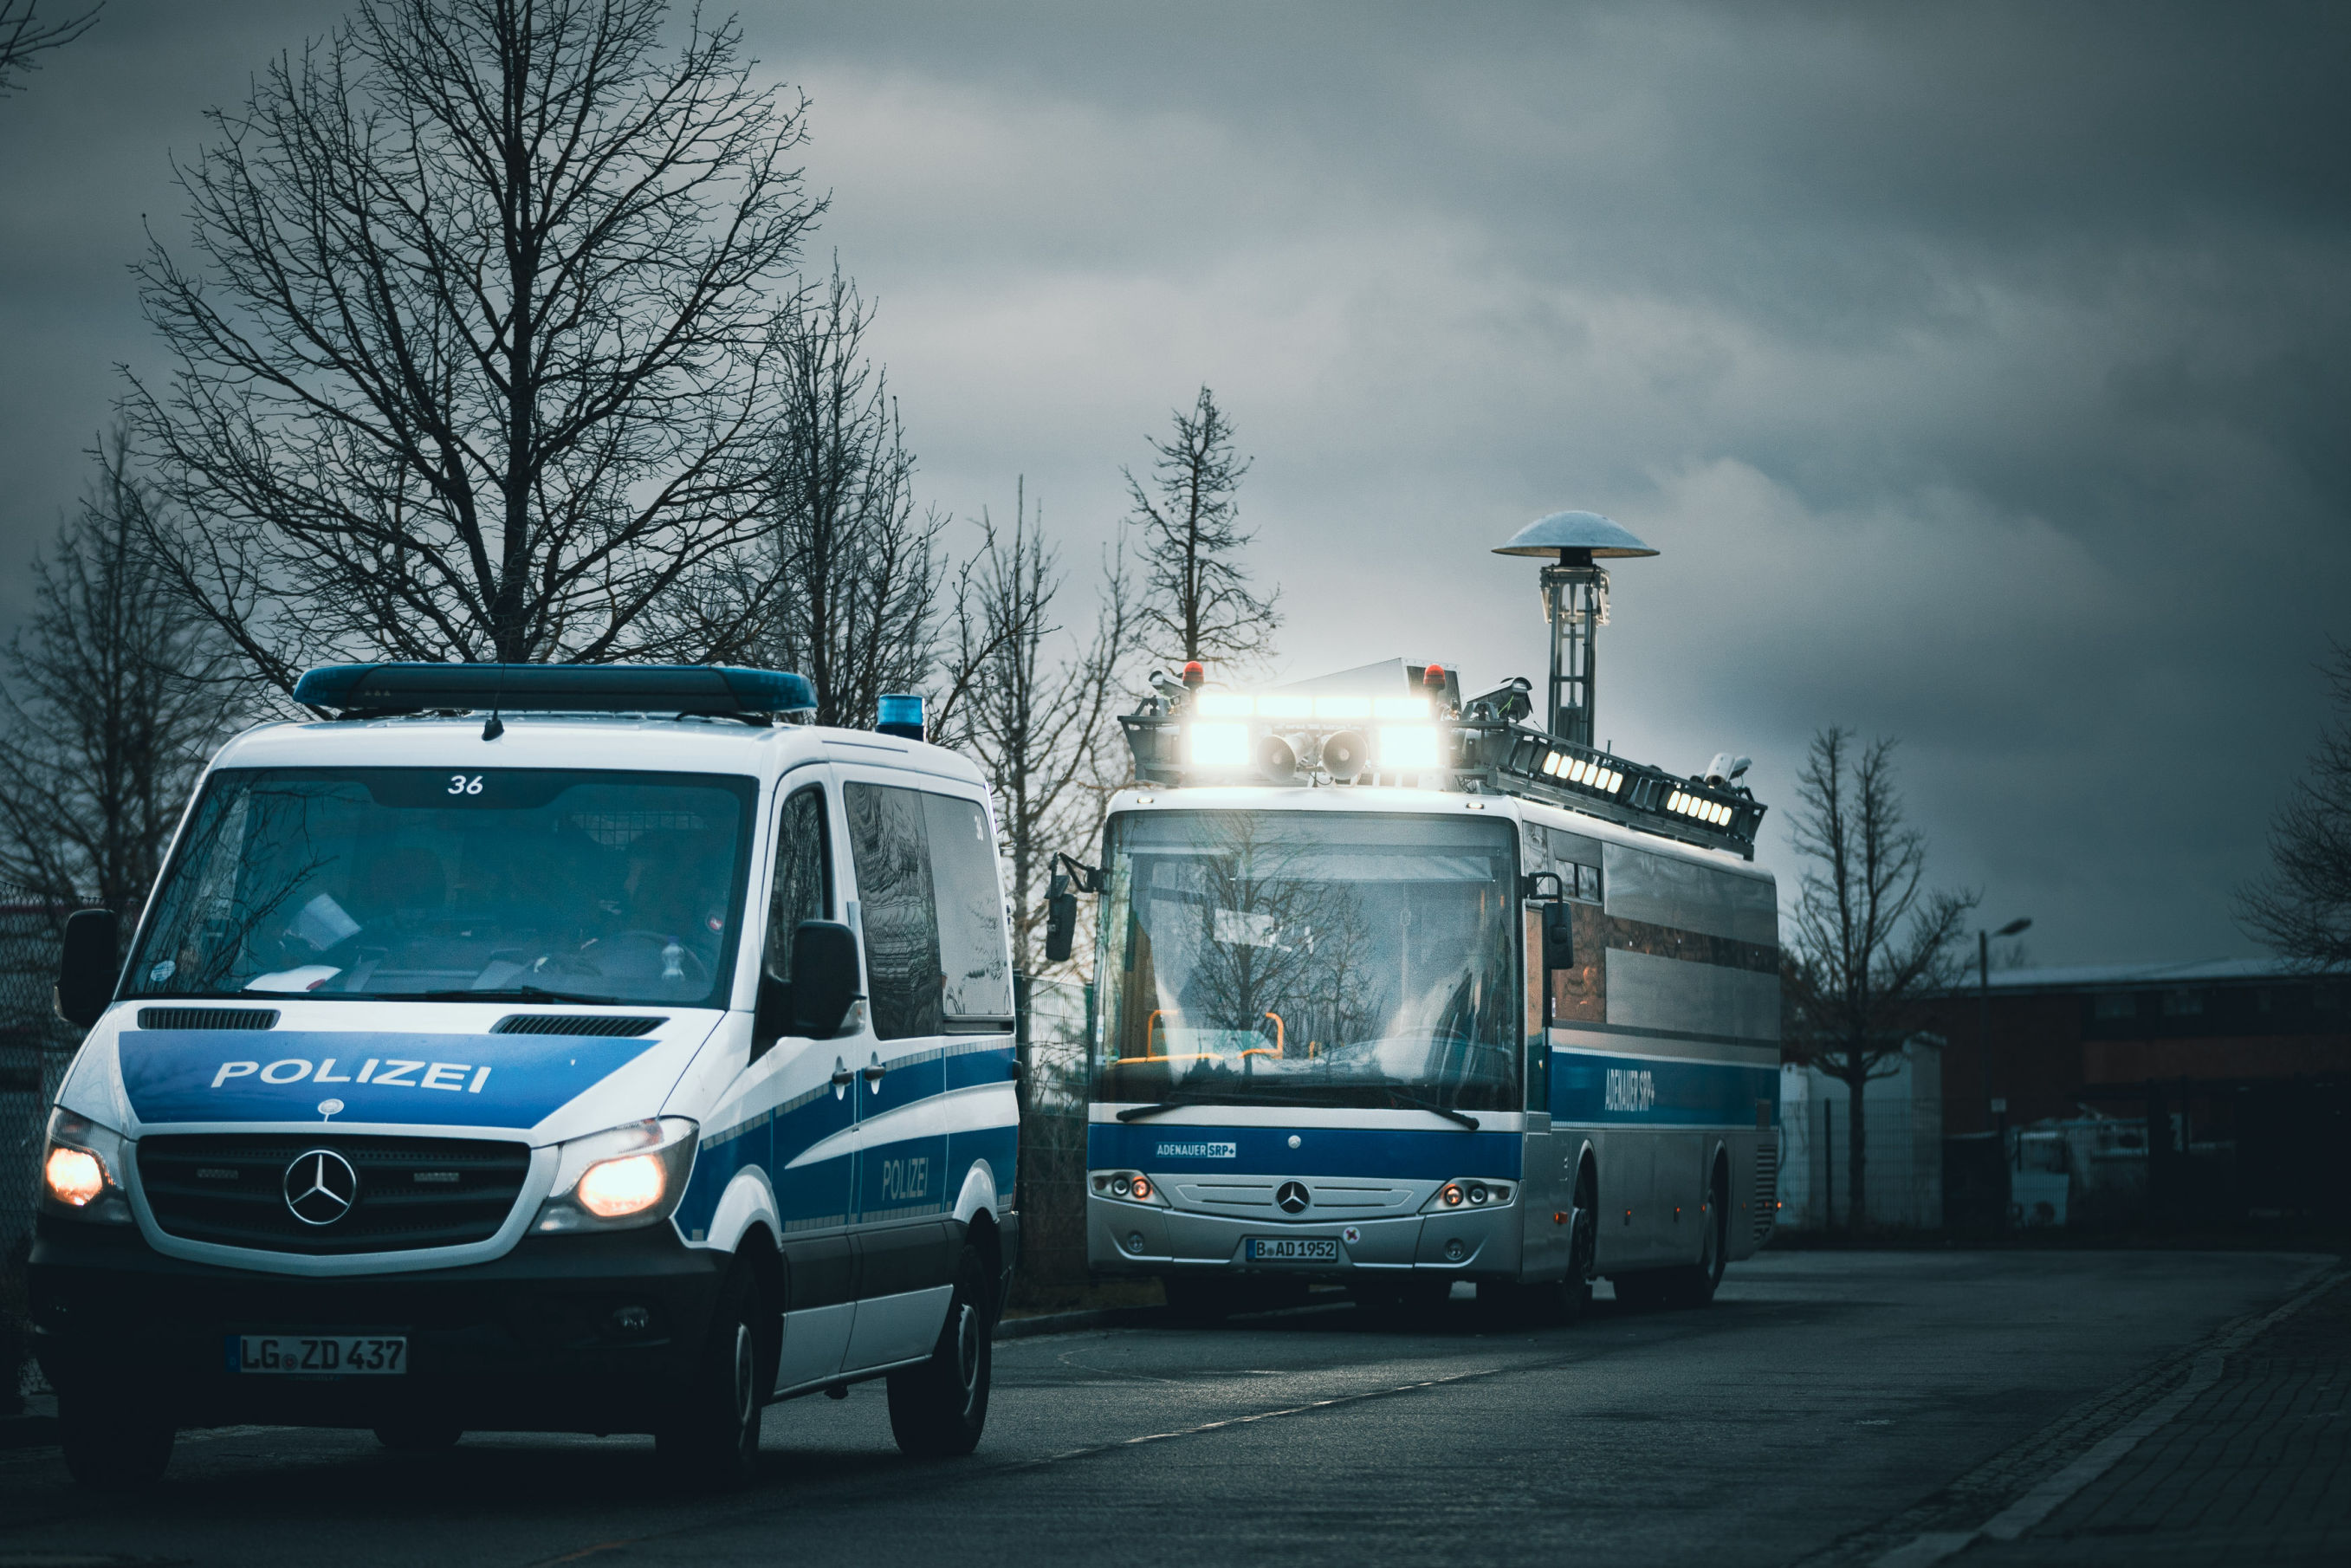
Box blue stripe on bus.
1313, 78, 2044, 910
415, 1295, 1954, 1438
1088, 1122, 1519, 1181
1550, 1045, 1778, 1127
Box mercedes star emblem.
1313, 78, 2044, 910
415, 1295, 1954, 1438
1276, 1181, 1311, 1215
283, 1148, 359, 1226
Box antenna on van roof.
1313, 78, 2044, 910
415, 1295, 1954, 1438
1492, 510, 1656, 748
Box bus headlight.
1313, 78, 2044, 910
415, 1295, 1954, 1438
1422, 1178, 1512, 1212
1090, 1169, 1169, 1207
533, 1118, 697, 1232
40, 1109, 133, 1225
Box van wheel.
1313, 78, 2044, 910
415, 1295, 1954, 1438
657, 1263, 766, 1487
59, 1390, 175, 1489
372, 1419, 463, 1452
888, 1242, 992, 1458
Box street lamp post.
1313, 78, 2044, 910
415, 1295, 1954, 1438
1979, 917, 2031, 1229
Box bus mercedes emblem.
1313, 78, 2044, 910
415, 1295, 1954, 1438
1276, 1181, 1310, 1214
283, 1149, 359, 1226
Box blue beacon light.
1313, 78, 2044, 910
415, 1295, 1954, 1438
877, 694, 925, 742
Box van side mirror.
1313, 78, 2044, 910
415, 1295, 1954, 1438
55, 908, 121, 1028
789, 921, 860, 1039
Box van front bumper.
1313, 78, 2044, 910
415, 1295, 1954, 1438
28, 1216, 725, 1433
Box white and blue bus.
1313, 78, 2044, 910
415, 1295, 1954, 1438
1063, 664, 1778, 1319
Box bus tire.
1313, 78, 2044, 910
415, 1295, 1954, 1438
888, 1242, 992, 1459
58, 1389, 174, 1489
656, 1261, 767, 1487
1561, 1162, 1598, 1325
1662, 1165, 1732, 1308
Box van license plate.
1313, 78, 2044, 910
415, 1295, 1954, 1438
1247, 1238, 1338, 1261
230, 1335, 407, 1375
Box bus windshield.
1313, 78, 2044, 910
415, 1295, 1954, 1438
126, 768, 756, 1008
1092, 811, 1519, 1112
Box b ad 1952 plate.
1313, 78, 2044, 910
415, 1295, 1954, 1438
1246, 1237, 1339, 1262
228, 1335, 407, 1375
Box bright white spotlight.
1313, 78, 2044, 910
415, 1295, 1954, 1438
1377, 725, 1441, 770
1187, 722, 1252, 767
1195, 692, 1254, 717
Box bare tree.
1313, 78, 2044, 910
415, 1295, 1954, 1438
938, 480, 1134, 973
2240, 644, 2351, 969
0, 1, 96, 95
742, 265, 957, 728
1124, 386, 1278, 672
125, 0, 822, 690
1780, 728, 1974, 1228
0, 432, 236, 933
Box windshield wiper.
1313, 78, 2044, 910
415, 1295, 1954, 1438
1116, 1092, 1328, 1123
410, 985, 624, 1006
1383, 1091, 1481, 1131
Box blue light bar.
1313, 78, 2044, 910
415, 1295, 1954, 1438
293, 663, 818, 717
877, 693, 925, 741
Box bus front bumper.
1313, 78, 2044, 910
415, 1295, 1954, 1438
1085, 1195, 1524, 1278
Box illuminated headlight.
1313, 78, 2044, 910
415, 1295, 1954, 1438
1186, 722, 1252, 768
1542, 752, 1564, 776
40, 1109, 133, 1225
1666, 789, 1733, 826
533, 1118, 697, 1232
1090, 1169, 1168, 1206
1422, 1178, 1512, 1213
1377, 724, 1442, 770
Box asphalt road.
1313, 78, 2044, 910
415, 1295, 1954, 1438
0, 1250, 2329, 1568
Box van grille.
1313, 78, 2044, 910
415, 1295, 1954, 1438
490, 1014, 665, 1037
138, 1134, 529, 1254
136, 1008, 281, 1031
1753, 1142, 1779, 1242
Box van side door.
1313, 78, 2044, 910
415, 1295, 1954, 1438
836, 776, 1014, 1370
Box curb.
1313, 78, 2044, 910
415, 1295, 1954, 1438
994, 1305, 1166, 1339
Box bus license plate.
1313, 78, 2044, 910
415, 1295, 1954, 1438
230, 1335, 407, 1375
1247, 1238, 1338, 1262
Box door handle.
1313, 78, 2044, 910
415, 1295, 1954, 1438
860, 1062, 887, 1083
830, 1061, 854, 1087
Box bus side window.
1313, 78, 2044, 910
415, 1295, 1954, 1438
766, 787, 832, 984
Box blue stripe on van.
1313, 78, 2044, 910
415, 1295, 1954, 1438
1550, 1045, 1778, 1127
1088, 1121, 1518, 1181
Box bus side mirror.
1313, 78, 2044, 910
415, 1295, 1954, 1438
789, 921, 861, 1039
1542, 901, 1575, 972
55, 908, 120, 1029
1044, 886, 1078, 963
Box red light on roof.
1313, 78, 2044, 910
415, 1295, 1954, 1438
1422, 664, 1447, 686
1181, 661, 1206, 688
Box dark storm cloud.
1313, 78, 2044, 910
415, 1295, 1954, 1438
0, 1, 2344, 963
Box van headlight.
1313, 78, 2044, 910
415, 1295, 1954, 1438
41, 1109, 133, 1225
532, 1118, 698, 1233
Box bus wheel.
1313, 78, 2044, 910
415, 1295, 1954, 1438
657, 1262, 767, 1487
58, 1389, 175, 1490
1561, 1163, 1598, 1325
888, 1242, 993, 1458
1662, 1166, 1732, 1308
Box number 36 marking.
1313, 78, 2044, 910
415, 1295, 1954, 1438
448, 774, 484, 795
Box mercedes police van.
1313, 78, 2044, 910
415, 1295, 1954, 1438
1049, 512, 1780, 1322
28, 664, 1020, 1487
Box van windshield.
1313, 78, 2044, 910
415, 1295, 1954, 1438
1091, 811, 1519, 1112
127, 768, 755, 1008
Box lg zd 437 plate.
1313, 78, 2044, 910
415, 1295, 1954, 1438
229, 1335, 407, 1375
1246, 1237, 1339, 1261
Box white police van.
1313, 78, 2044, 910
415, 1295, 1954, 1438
29, 664, 1020, 1487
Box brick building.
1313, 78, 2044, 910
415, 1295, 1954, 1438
1924, 958, 2350, 1224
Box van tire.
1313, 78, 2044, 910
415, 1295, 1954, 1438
59, 1390, 174, 1489
888, 1242, 992, 1458
656, 1262, 767, 1487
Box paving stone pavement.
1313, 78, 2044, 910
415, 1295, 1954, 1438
1961, 1270, 2349, 1566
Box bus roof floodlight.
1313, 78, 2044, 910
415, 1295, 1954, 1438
1492, 509, 1655, 748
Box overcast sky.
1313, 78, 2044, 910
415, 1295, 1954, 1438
2, 1, 2345, 968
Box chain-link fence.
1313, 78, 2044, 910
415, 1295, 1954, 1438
1012, 973, 1091, 1306
2, 907, 73, 1415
